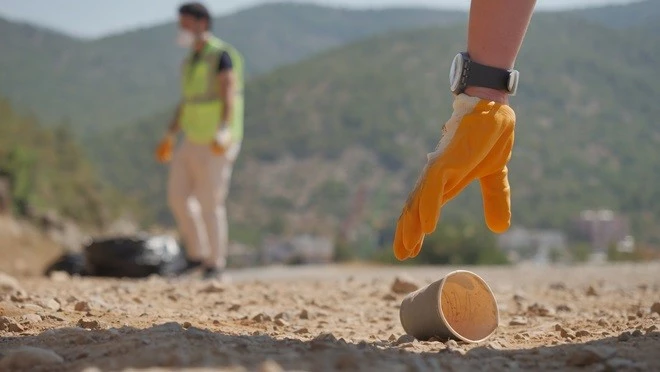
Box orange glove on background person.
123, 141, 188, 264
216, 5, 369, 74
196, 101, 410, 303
211, 124, 232, 155
393, 94, 516, 261
155, 133, 175, 163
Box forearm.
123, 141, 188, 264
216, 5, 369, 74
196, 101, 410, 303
168, 102, 182, 134
465, 0, 536, 102
221, 93, 233, 125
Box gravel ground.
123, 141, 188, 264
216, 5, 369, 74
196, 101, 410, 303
1, 263, 659, 371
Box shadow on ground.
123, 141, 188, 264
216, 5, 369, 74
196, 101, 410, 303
0, 323, 657, 371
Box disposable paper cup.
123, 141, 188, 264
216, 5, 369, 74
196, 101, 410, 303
399, 270, 499, 343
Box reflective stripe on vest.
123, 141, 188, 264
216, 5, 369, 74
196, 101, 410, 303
179, 36, 245, 145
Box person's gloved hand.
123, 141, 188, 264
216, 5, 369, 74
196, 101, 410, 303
393, 94, 516, 261
155, 133, 175, 163
211, 124, 232, 155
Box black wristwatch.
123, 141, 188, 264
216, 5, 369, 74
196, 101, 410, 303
449, 52, 520, 96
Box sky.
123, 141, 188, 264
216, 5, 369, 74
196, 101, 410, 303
0, 0, 639, 39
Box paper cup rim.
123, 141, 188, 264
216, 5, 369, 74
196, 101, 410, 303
437, 269, 500, 343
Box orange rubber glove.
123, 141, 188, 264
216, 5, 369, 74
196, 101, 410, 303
211, 125, 231, 156
393, 94, 516, 261
155, 134, 175, 163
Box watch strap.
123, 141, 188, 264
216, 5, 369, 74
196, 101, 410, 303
463, 54, 512, 92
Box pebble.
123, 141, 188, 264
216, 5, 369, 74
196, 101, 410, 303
0, 272, 23, 294
74, 301, 91, 312
39, 298, 61, 311
598, 319, 610, 327
274, 318, 289, 327
294, 327, 309, 334
391, 275, 420, 294
395, 334, 415, 345
556, 304, 572, 312
274, 312, 289, 321
21, 313, 42, 323
646, 325, 658, 334
382, 293, 397, 301
566, 345, 616, 366
586, 286, 599, 297
618, 331, 631, 341
509, 316, 528, 326
77, 318, 102, 330
182, 321, 192, 328
199, 282, 226, 293
651, 302, 660, 315
550, 282, 567, 290
258, 360, 284, 372
575, 330, 591, 338
0, 346, 63, 370
0, 316, 24, 332
252, 313, 272, 322
528, 303, 553, 317
299, 309, 311, 320
631, 329, 643, 337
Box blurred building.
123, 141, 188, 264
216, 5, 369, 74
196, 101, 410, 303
575, 209, 631, 253
497, 227, 567, 264
261, 234, 334, 265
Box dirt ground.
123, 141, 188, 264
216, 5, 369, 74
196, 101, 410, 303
0, 263, 659, 372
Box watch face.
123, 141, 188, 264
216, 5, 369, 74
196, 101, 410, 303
449, 53, 463, 93
507, 70, 520, 96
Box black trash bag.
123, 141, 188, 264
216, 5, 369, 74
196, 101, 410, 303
44, 251, 88, 276
84, 234, 188, 278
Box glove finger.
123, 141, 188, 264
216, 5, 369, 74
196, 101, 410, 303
480, 166, 511, 233
393, 213, 412, 261
408, 235, 424, 259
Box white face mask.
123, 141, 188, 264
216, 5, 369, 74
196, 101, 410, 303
176, 29, 195, 48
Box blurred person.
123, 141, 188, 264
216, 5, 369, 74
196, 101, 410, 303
394, 0, 537, 260
155, 2, 245, 280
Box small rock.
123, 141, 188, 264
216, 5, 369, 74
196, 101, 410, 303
299, 309, 311, 320
227, 304, 240, 311
550, 282, 567, 290
631, 329, 643, 337
0, 316, 24, 332
199, 282, 226, 293
513, 294, 527, 303
77, 318, 102, 330
651, 302, 660, 315
274, 312, 289, 321
509, 316, 528, 326
445, 339, 459, 348
274, 318, 289, 327
575, 330, 591, 338
556, 304, 572, 312
258, 360, 284, 372
618, 331, 631, 341
598, 319, 610, 327
388, 334, 397, 341
586, 286, 599, 296
646, 325, 658, 334
0, 346, 63, 370
391, 275, 420, 294
252, 313, 271, 322
49, 271, 70, 282
0, 272, 22, 294
21, 314, 42, 323
182, 321, 192, 329
528, 303, 553, 317
395, 334, 416, 345
74, 301, 91, 312
566, 345, 616, 366
627, 315, 637, 321
314, 333, 337, 342
294, 327, 309, 334
39, 298, 60, 311
382, 293, 397, 301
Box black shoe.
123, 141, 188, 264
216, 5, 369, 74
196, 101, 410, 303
184, 259, 202, 272
202, 267, 229, 281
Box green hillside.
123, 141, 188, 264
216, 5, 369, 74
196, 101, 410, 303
1, 1, 657, 137
0, 3, 463, 134
0, 97, 129, 227
87, 12, 660, 247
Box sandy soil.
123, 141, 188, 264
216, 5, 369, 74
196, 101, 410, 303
1, 263, 659, 372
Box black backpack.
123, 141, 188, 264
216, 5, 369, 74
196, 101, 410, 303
84, 234, 188, 278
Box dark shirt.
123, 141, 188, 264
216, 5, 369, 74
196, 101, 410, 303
191, 50, 233, 72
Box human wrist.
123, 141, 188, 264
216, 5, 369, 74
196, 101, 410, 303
464, 86, 509, 105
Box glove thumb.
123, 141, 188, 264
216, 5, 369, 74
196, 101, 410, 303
479, 166, 511, 233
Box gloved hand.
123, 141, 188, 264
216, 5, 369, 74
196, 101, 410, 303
155, 134, 175, 163
211, 124, 232, 155
393, 94, 516, 261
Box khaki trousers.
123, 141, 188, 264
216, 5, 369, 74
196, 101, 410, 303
167, 139, 240, 269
